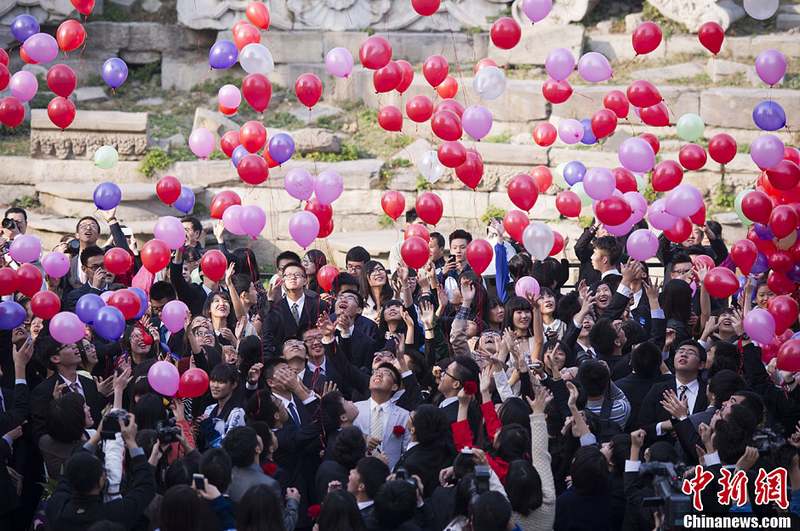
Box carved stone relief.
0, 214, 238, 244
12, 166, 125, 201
30, 132, 148, 160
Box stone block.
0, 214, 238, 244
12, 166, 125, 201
587, 34, 665, 62
192, 108, 239, 140
630, 62, 705, 83
288, 103, 343, 125
291, 128, 341, 154
73, 86, 108, 103
141, 0, 162, 13
441, 190, 489, 220
745, 34, 800, 59
625, 12, 644, 33
492, 24, 584, 66
462, 80, 548, 123
121, 51, 160, 65
386, 31, 476, 64
262, 31, 324, 64
162, 51, 239, 91
488, 192, 558, 221
664, 35, 704, 56
647, 0, 744, 32
776, 14, 800, 30
474, 143, 548, 166
548, 148, 618, 168
321, 32, 370, 59
700, 88, 800, 130
0, 158, 148, 186
706, 58, 751, 83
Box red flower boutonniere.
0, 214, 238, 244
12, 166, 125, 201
261, 461, 277, 476
463, 380, 478, 396
307, 504, 322, 519
393, 425, 406, 437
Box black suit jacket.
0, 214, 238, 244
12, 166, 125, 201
0, 383, 30, 516
263, 292, 330, 357
62, 283, 103, 314
394, 442, 453, 498
637, 378, 708, 443
30, 374, 106, 443
169, 261, 209, 317
614, 372, 672, 430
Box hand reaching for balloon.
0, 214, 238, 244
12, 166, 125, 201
213, 220, 225, 244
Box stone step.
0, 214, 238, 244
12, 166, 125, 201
0, 157, 152, 185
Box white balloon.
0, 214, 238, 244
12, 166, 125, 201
522, 222, 554, 261
239, 43, 274, 75
570, 182, 592, 207
552, 162, 568, 190
743, 0, 778, 20
473, 66, 506, 101
418, 150, 444, 184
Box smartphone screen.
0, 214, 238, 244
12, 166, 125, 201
193, 474, 205, 490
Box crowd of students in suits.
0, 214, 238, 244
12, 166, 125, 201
2, 204, 800, 531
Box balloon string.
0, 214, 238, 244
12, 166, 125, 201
447, 13, 471, 109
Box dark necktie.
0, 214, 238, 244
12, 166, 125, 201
678, 385, 688, 402
287, 402, 301, 425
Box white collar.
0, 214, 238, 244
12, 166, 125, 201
307, 358, 327, 373
357, 500, 374, 510
368, 397, 389, 412
439, 395, 459, 409
602, 268, 621, 278
272, 392, 295, 409
676, 378, 699, 393
59, 373, 81, 387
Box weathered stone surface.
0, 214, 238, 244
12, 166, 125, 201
327, 230, 397, 266
30, 110, 147, 160
291, 128, 341, 154
630, 62, 705, 84
647, 0, 744, 32
136, 97, 165, 106
625, 12, 644, 33
511, 0, 600, 26
192, 108, 239, 140
474, 143, 548, 166
776, 14, 800, 31
141, 0, 161, 13
288, 104, 343, 125
587, 34, 666, 62
0, 184, 36, 205
0, 157, 147, 185
595, 20, 613, 34
488, 192, 559, 221
490, 24, 584, 66
701, 88, 800, 130
261, 31, 324, 64
548, 148, 618, 168
73, 86, 108, 103
385, 31, 476, 64
706, 58, 751, 83
162, 51, 236, 91
121, 51, 160, 64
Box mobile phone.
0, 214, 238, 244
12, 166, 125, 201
193, 473, 205, 490
529, 361, 543, 370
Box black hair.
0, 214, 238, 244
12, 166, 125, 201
706, 220, 723, 239
65, 451, 104, 495
676, 339, 707, 363
508, 253, 533, 281
648, 441, 679, 463
578, 360, 611, 397
238, 336, 263, 376
164, 454, 200, 489
376, 362, 403, 390
180, 216, 203, 234
621, 320, 646, 350
135, 429, 158, 461
670, 252, 693, 270
317, 490, 367, 531
662, 280, 693, 324
4, 206, 27, 221
708, 369, 746, 408
498, 397, 532, 429
374, 480, 417, 528
276, 250, 302, 268
714, 405, 758, 464
305, 249, 327, 271
133, 393, 167, 430
235, 484, 285, 531
200, 448, 232, 492
631, 342, 661, 378
505, 460, 543, 516
79, 245, 105, 267
339, 288, 364, 308
589, 318, 617, 357
609, 433, 631, 478
355, 456, 390, 500
451, 355, 480, 387
222, 426, 259, 468
360, 260, 393, 308
160, 484, 220, 531
410, 404, 448, 446
405, 208, 418, 223
333, 272, 360, 293
47, 393, 88, 443
731, 390, 765, 426
532, 257, 568, 291
280, 261, 305, 276
448, 229, 473, 245
570, 446, 609, 496
470, 491, 512, 531
345, 246, 370, 264
555, 291, 580, 323
230, 273, 254, 297
320, 390, 347, 432
330, 426, 367, 470
246, 389, 279, 428
231, 247, 260, 284
496, 424, 531, 462
149, 281, 177, 302
429, 231, 445, 250
209, 362, 239, 384
593, 236, 622, 266
262, 357, 289, 381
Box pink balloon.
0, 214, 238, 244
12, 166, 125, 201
462, 105, 493, 141
522, 0, 553, 23
545, 48, 575, 81
100, 291, 114, 303
217, 84, 241, 109
10, 70, 38, 102
605, 217, 636, 237
325, 47, 354, 78
313, 170, 343, 205
558, 118, 583, 145
161, 300, 188, 334
623, 191, 647, 224
50, 311, 85, 344
152, 216, 186, 250
619, 137, 655, 173
189, 127, 215, 159
665, 184, 703, 218
743, 308, 775, 345
647, 198, 678, 230
42, 251, 70, 278
626, 229, 659, 261
147, 360, 180, 396
583, 167, 615, 200
755, 49, 787, 86
289, 211, 320, 248
240, 205, 266, 238
22, 33, 58, 64
9, 234, 41, 263
514, 276, 540, 299
284, 168, 314, 201
577, 52, 613, 82
222, 204, 246, 235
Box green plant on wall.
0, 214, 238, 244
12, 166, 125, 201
378, 213, 395, 228
415, 175, 432, 192
713, 183, 735, 209
481, 205, 506, 224
139, 148, 174, 177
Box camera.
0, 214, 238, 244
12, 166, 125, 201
2, 218, 18, 231
474, 464, 491, 495
156, 418, 181, 445
394, 467, 416, 486
101, 410, 130, 440
639, 462, 692, 528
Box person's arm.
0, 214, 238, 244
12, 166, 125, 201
212, 220, 235, 262
100, 209, 130, 252
645, 280, 666, 349
696, 265, 711, 332
706, 226, 728, 265
574, 225, 596, 262
224, 263, 247, 322
450, 282, 475, 357
531, 299, 544, 362
495, 240, 509, 303
528, 386, 557, 511
451, 391, 475, 451
105, 415, 157, 527
283, 489, 300, 531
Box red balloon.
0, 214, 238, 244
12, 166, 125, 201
16, 264, 42, 298
438, 141, 467, 168
108, 289, 140, 320
416, 192, 443, 225
435, 99, 464, 118
769, 250, 793, 274
453, 149, 482, 190
530, 166, 553, 193
401, 236, 430, 269
595, 197, 632, 226
178, 368, 210, 399
550, 231, 565, 256
708, 133, 737, 165
652, 160, 684, 192
741, 190, 773, 224
664, 217, 692, 243
56, 20, 86, 52
769, 295, 799, 335
373, 61, 402, 93
703, 267, 739, 299
603, 90, 629, 119
238, 154, 269, 185
318, 217, 334, 239
768, 271, 796, 296
219, 104, 237, 116
639, 133, 660, 155
210, 190, 241, 219
0, 268, 17, 296
691, 254, 715, 272
381, 190, 406, 220
198, 250, 227, 282
466, 239, 493, 275
532, 123, 557, 146
241, 74, 272, 113
31, 290, 60, 320
0, 64, 8, 92
245, 2, 271, 29
19, 47, 37, 65
47, 96, 76, 130
698, 21, 724, 55
627, 80, 662, 108
305, 199, 333, 225
45, 64, 77, 98
155, 176, 181, 206
507, 173, 538, 211
395, 60, 414, 93
639, 102, 670, 127
769, 205, 798, 239
233, 22, 260, 50
422, 55, 449, 87
730, 239, 758, 275
70, 0, 95, 16
747, 226, 777, 255
613, 167, 637, 193
785, 147, 800, 165
316, 265, 339, 292
240, 121, 267, 153
431, 110, 462, 141
220, 131, 240, 158
678, 143, 707, 171
295, 73, 323, 108
104, 247, 133, 276
690, 203, 707, 226
591, 109, 617, 139
556, 190, 582, 218
767, 160, 800, 191
490, 17, 521, 50
378, 105, 403, 132
141, 239, 171, 273
632, 21, 662, 55
412, 0, 440, 16
0, 49, 8, 67
435, 76, 458, 99
503, 210, 529, 242
474, 58, 497, 74
405, 95, 434, 123
542, 78, 572, 104
405, 224, 430, 242
359, 36, 392, 70
0, 97, 24, 128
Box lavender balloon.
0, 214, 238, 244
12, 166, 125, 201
153, 216, 186, 250
751, 252, 769, 275
618, 137, 655, 173
269, 133, 295, 164
42, 251, 70, 278
240, 205, 267, 238
101, 58, 128, 89
325, 47, 354, 78
521, 0, 553, 23
750, 134, 785, 169
753, 223, 774, 241
76, 294, 105, 324
11, 14, 39, 43
231, 145, 248, 167
743, 308, 775, 345
752, 100, 786, 131
174, 185, 195, 214
558, 118, 583, 145
0, 301, 26, 330
580, 118, 596, 145
462, 105, 493, 141
562, 161, 586, 186
788, 264, 800, 284
50, 312, 85, 344
93, 182, 122, 210
647, 199, 678, 231
289, 211, 320, 249
605, 218, 636, 237
754, 49, 787, 86
9, 234, 41, 263
22, 33, 58, 64
314, 170, 344, 205
545, 48, 575, 81
222, 205, 246, 236
209, 40, 238, 70
161, 300, 189, 334
665, 184, 703, 218
284, 168, 314, 200
623, 191, 648, 224
577, 52, 612, 83
582, 167, 615, 200
627, 229, 659, 261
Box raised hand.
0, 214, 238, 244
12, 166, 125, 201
460, 281, 476, 306
419, 299, 435, 329
630, 429, 646, 449
528, 383, 553, 415
247, 362, 264, 385
566, 381, 579, 411
660, 389, 689, 419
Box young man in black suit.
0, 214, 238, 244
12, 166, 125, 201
614, 342, 672, 429
61, 246, 112, 313
149, 281, 186, 357
348, 456, 390, 521
393, 404, 453, 498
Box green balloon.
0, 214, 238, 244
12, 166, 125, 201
635, 173, 647, 193
571, 182, 592, 207
676, 113, 705, 142
734, 188, 753, 226
94, 145, 119, 169
552, 162, 568, 190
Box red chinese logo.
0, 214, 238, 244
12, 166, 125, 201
754, 468, 789, 510
717, 468, 748, 507
681, 465, 714, 511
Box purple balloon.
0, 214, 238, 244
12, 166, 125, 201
42, 251, 71, 278
582, 167, 615, 200
76, 294, 106, 324
665, 184, 703, 218
545, 48, 575, 81
514, 276, 540, 299
577, 52, 613, 83
0, 301, 26, 330
161, 300, 189, 334
94, 306, 125, 341
522, 0, 553, 23
605, 217, 636, 237
751, 252, 769, 274
9, 234, 41, 263
788, 264, 800, 284
624, 191, 648, 223
755, 49, 787, 86
174, 185, 195, 214
325, 47, 354, 78
563, 161, 586, 186
101, 58, 128, 89
753, 223, 774, 240
752, 100, 786, 132
626, 229, 659, 261
222, 204, 246, 236
313, 170, 343, 205
269, 133, 295, 164
580, 118, 596, 145
209, 40, 239, 70
618, 137, 655, 173
148, 360, 180, 396
129, 287, 149, 319
289, 211, 320, 249
231, 145, 248, 168
743, 308, 775, 345
284, 168, 314, 200
558, 119, 583, 145
22, 33, 58, 64
153, 216, 186, 250
50, 311, 85, 344
462, 105, 493, 141
750, 134, 785, 169
93, 181, 122, 210
240, 205, 267, 238
648, 199, 678, 231
11, 14, 39, 43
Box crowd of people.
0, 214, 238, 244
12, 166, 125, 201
1, 203, 800, 531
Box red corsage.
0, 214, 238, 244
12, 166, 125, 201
261, 461, 277, 477
392, 425, 406, 437
307, 504, 322, 520
463, 380, 478, 396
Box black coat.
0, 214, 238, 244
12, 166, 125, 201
30, 375, 106, 443
169, 261, 209, 317
0, 382, 29, 517
263, 292, 330, 357
62, 283, 103, 314
636, 378, 708, 443
314, 459, 349, 504
394, 442, 452, 498
614, 372, 672, 430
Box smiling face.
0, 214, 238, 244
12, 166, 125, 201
301, 254, 317, 276
209, 377, 236, 401
479, 330, 500, 354
513, 308, 531, 331
303, 328, 325, 359
210, 294, 231, 319
489, 304, 505, 325
670, 261, 693, 281
594, 284, 612, 309
370, 366, 399, 394
76, 219, 100, 246
538, 292, 556, 315
382, 303, 403, 322
755, 284, 774, 309
80, 339, 98, 366
129, 327, 151, 355
335, 292, 361, 318
368, 264, 387, 287
717, 310, 734, 334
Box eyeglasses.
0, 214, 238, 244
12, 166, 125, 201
304, 336, 323, 345
283, 273, 306, 280
86, 263, 104, 271
673, 267, 693, 276
192, 328, 214, 338
78, 223, 99, 232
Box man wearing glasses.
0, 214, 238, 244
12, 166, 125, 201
62, 212, 131, 294
62, 246, 113, 313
